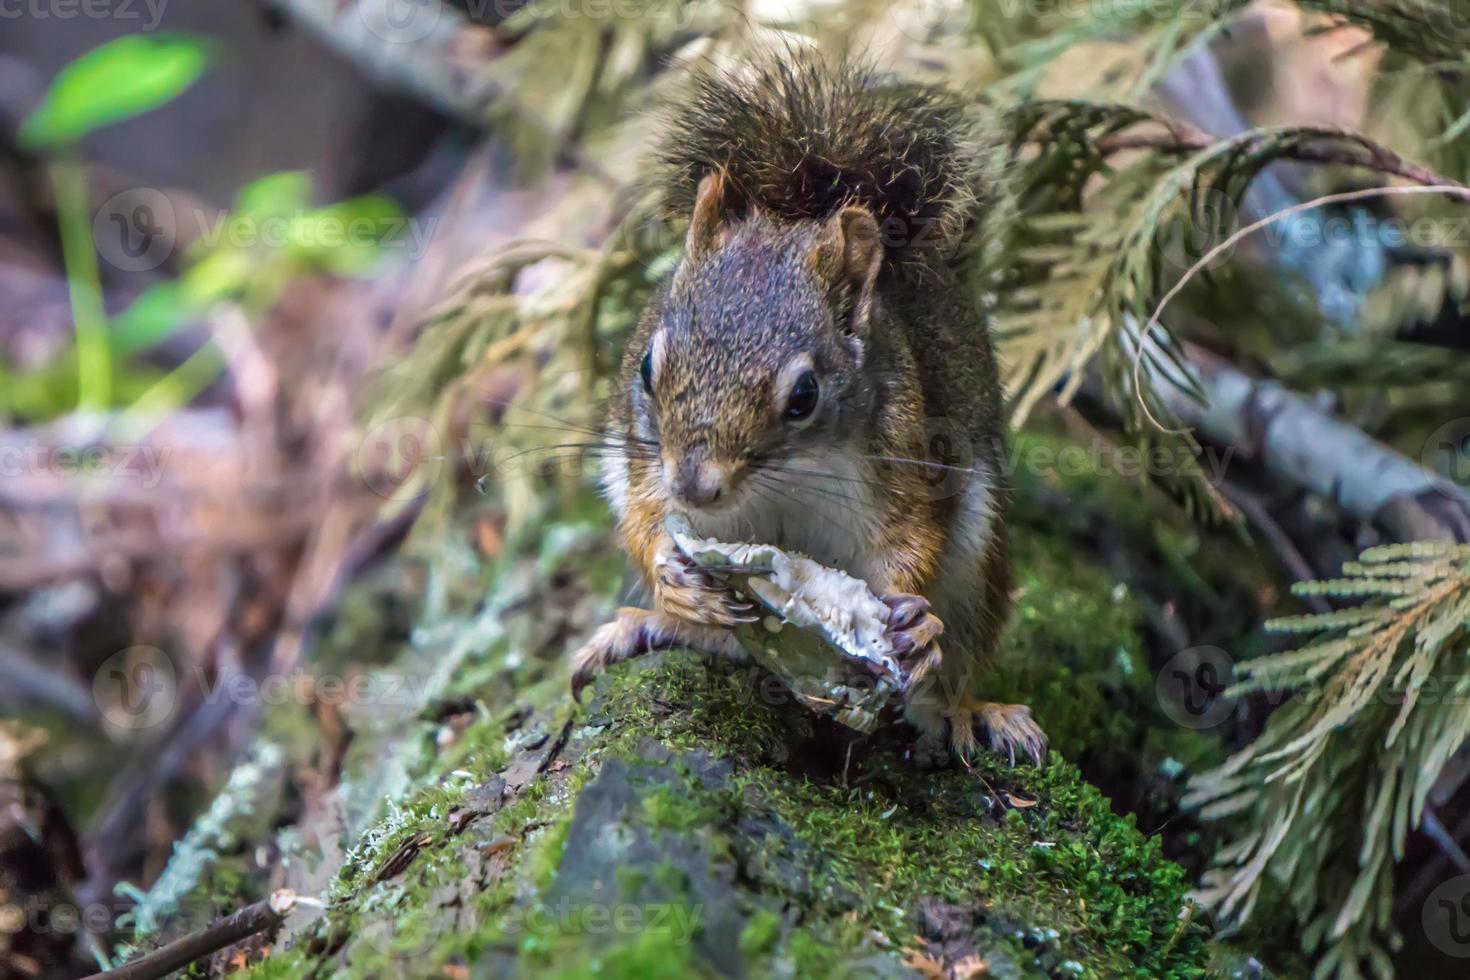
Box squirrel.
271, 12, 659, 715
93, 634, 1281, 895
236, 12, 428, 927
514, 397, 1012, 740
571, 54, 1046, 765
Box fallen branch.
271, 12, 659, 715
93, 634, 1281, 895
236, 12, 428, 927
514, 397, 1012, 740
82, 890, 297, 980
1156, 341, 1470, 544
266, 0, 505, 124
0, 639, 97, 723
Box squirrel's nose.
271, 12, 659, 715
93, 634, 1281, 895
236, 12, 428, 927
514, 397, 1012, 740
665, 455, 736, 510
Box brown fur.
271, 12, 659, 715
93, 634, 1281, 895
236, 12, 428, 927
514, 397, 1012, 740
584, 54, 1044, 764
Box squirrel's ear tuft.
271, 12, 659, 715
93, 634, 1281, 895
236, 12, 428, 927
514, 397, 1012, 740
685, 172, 730, 264
811, 206, 883, 332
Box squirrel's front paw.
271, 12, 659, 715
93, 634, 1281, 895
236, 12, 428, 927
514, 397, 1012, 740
654, 551, 759, 628
571, 608, 747, 700
882, 593, 944, 682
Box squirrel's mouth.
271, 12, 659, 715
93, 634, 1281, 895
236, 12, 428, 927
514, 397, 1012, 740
668, 486, 745, 521
662, 454, 748, 517
676, 505, 753, 549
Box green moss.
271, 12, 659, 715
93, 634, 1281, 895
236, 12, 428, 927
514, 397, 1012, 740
729, 753, 1207, 978
225, 424, 1254, 980
992, 530, 1150, 764
592, 655, 794, 765
240, 639, 1223, 980
536, 905, 707, 979
328, 780, 471, 898
784, 928, 848, 976
236, 950, 310, 979
739, 909, 781, 957
529, 812, 574, 889
427, 708, 510, 780
548, 645, 1211, 978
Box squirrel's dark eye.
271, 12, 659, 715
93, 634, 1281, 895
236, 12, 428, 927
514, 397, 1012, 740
784, 371, 819, 422
639, 349, 654, 396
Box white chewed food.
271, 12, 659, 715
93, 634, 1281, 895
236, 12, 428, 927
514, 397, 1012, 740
666, 516, 910, 733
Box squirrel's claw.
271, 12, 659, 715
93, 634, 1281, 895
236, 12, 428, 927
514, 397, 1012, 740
963, 700, 1047, 767
571, 616, 638, 702
655, 552, 760, 628
883, 593, 931, 630
571, 608, 746, 700
882, 593, 943, 682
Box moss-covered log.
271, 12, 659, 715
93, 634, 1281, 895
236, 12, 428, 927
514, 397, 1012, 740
115, 435, 1272, 979
276, 656, 1239, 979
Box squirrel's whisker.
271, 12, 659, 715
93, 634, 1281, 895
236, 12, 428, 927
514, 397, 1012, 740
748, 475, 857, 544
859, 454, 980, 475
763, 461, 880, 490
488, 398, 657, 449
750, 471, 868, 514
497, 443, 655, 465
754, 469, 872, 509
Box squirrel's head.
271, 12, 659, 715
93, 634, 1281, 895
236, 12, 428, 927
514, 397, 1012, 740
626, 173, 885, 517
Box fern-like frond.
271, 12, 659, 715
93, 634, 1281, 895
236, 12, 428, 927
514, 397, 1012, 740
987, 0, 1250, 101
991, 101, 1461, 516
1190, 543, 1470, 976
1298, 0, 1470, 65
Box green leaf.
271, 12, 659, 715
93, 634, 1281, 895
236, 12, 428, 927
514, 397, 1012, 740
235, 172, 312, 221
20, 35, 211, 149
286, 194, 407, 274
181, 249, 256, 306
110, 282, 191, 357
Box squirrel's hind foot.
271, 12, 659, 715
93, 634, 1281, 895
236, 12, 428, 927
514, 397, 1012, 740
948, 697, 1047, 767
570, 607, 743, 701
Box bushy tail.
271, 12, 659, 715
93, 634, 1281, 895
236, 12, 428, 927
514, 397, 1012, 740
653, 53, 997, 267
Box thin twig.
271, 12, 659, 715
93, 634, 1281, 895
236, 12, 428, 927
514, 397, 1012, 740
1094, 124, 1211, 156
1135, 184, 1470, 436
82, 890, 297, 980
1215, 484, 1332, 609
1421, 806, 1470, 875
1096, 126, 1469, 191
536, 715, 575, 774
